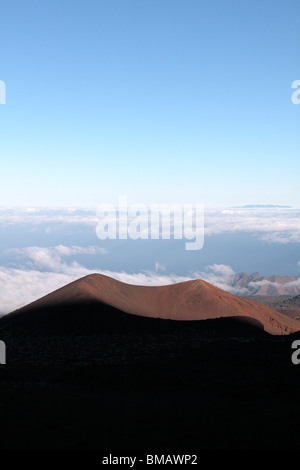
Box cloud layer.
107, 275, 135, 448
0, 244, 241, 315
0, 245, 300, 316
0, 247, 194, 315
0, 205, 299, 316
1, 206, 300, 243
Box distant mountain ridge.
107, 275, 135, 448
232, 272, 300, 297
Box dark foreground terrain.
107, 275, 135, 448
1, 301, 300, 450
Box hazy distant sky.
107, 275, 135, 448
0, 0, 299, 207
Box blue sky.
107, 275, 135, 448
0, 0, 299, 207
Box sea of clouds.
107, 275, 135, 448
0, 206, 299, 315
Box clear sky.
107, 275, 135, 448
0, 0, 299, 208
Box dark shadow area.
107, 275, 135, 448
0, 299, 268, 337
0, 302, 299, 450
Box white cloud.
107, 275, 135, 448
0, 266, 90, 315
0, 264, 194, 316
0, 245, 110, 314
0, 208, 99, 228
195, 264, 250, 296
204, 208, 300, 242
0, 206, 299, 316
205, 264, 236, 277
0, 251, 299, 316
0, 243, 251, 316
6, 245, 107, 272
0, 244, 233, 315
1, 207, 300, 243
284, 278, 300, 288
